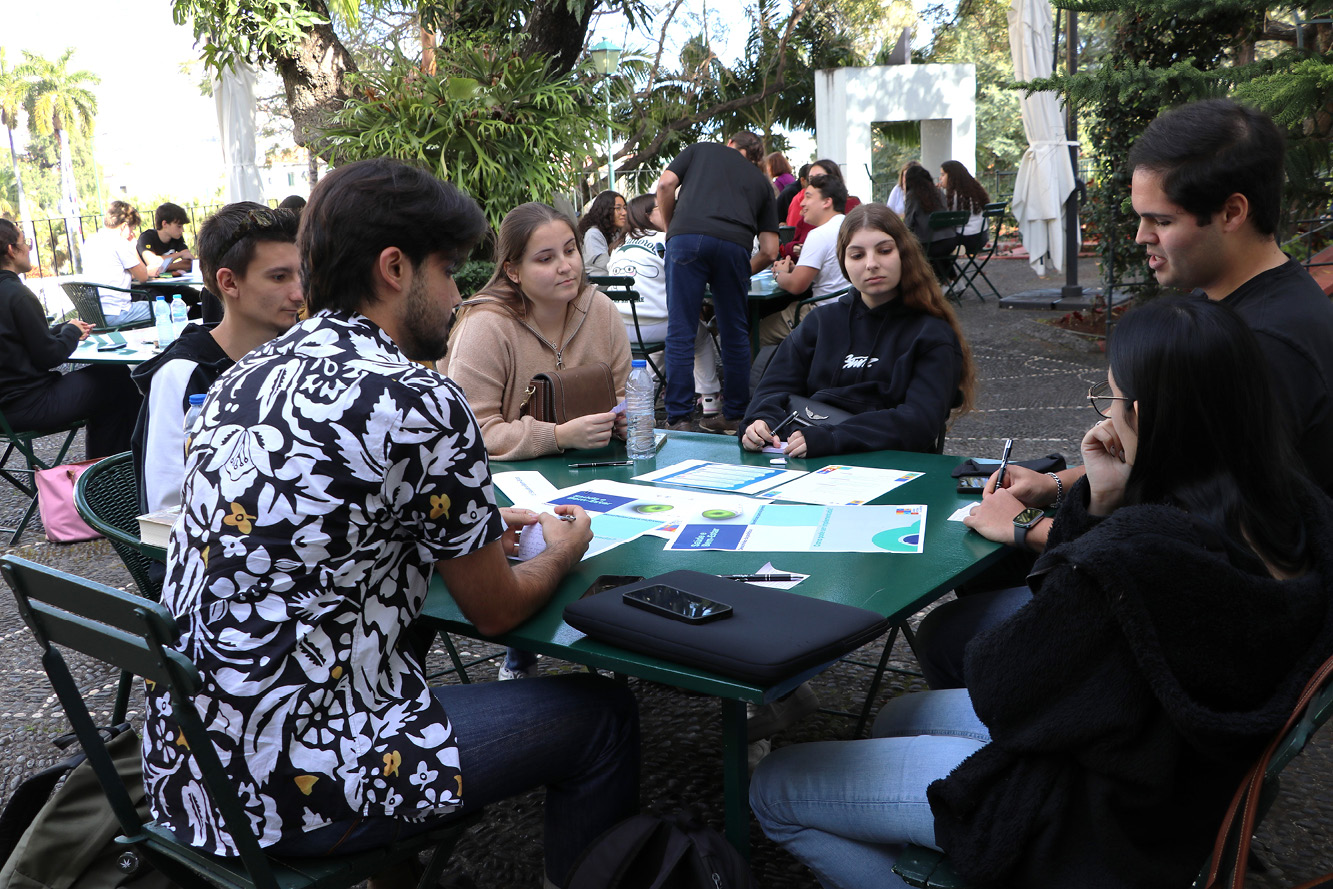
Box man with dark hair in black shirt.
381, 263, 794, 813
0, 218, 142, 458
656, 132, 780, 433
137, 202, 195, 276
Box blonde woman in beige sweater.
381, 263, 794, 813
447, 202, 632, 462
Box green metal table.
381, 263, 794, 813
420, 430, 1005, 854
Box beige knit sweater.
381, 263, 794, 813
445, 284, 632, 461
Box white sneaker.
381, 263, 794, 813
747, 681, 819, 741
497, 662, 539, 680
700, 393, 721, 416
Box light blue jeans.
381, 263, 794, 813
749, 688, 990, 889
103, 300, 152, 326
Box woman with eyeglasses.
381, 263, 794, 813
750, 296, 1333, 889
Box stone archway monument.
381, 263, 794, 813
813, 63, 977, 205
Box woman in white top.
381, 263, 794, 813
887, 160, 922, 217
577, 190, 627, 277
80, 201, 153, 325
940, 160, 990, 255
607, 194, 721, 419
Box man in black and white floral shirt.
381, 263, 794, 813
143, 159, 640, 889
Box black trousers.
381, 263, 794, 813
3, 365, 143, 459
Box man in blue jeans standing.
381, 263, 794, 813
656, 131, 780, 433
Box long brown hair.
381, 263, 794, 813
941, 160, 989, 215
463, 202, 582, 321
835, 203, 976, 415
904, 166, 944, 214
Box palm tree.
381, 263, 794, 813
18, 49, 98, 265
0, 49, 36, 243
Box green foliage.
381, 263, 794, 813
322, 36, 596, 232
172, 0, 330, 74
918, 0, 1029, 173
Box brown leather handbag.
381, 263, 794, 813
519, 362, 617, 424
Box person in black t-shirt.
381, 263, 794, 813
136, 202, 195, 276
655, 131, 780, 433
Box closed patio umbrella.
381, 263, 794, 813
214, 61, 265, 204
1007, 0, 1077, 276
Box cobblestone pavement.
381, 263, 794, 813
0, 257, 1328, 887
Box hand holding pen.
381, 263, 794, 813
994, 438, 1015, 488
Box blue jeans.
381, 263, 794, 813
664, 233, 752, 422
749, 688, 990, 889
104, 300, 152, 326
268, 673, 639, 885
914, 586, 1033, 689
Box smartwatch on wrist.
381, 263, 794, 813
1013, 506, 1045, 549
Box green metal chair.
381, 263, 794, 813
925, 211, 968, 288
1, 555, 478, 889
60, 281, 153, 333
891, 654, 1333, 889
0, 405, 85, 545
73, 452, 164, 725
73, 452, 161, 603
590, 274, 665, 385
948, 202, 1008, 303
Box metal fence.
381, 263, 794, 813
23, 201, 253, 281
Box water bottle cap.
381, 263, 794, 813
156, 295, 166, 301
188, 394, 206, 405
631, 359, 647, 367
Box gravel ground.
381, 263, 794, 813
1, 255, 1328, 887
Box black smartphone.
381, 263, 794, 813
957, 476, 988, 494
622, 585, 733, 623
582, 575, 644, 599
96, 333, 128, 351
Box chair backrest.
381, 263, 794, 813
927, 210, 970, 232
60, 281, 110, 327
74, 452, 163, 601
0, 554, 285, 889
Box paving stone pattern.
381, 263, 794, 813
0, 257, 1328, 887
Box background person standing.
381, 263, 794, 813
656, 131, 779, 433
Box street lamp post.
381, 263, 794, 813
588, 39, 621, 193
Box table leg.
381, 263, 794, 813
721, 697, 751, 856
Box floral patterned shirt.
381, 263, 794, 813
143, 311, 503, 854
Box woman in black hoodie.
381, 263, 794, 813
741, 203, 975, 458
749, 296, 1333, 889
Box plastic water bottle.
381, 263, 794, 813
625, 359, 657, 460
153, 296, 174, 347
183, 393, 206, 460
170, 295, 189, 338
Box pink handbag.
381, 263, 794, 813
34, 459, 103, 543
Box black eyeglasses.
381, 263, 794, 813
217, 209, 294, 257
1087, 380, 1131, 418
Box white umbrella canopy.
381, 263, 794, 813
1007, 0, 1078, 276
214, 61, 265, 204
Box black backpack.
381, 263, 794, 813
564, 812, 756, 889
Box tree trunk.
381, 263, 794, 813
520, 0, 598, 76
5, 125, 34, 242
272, 0, 359, 158
57, 127, 80, 271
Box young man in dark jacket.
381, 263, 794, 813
130, 203, 302, 513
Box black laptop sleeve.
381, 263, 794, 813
562, 570, 890, 685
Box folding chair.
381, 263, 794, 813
949, 202, 1008, 302
589, 274, 665, 385
926, 211, 969, 290
891, 652, 1333, 889
60, 281, 153, 333
0, 405, 85, 545
1, 555, 478, 889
